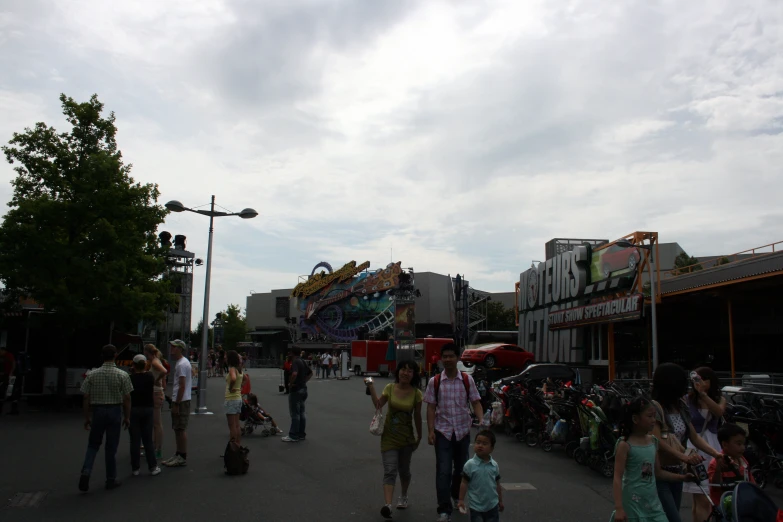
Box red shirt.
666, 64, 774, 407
240, 374, 252, 395
1, 351, 14, 376
708, 454, 754, 506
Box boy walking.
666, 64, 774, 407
458, 430, 504, 522
708, 423, 755, 506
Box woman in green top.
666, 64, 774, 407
367, 360, 423, 520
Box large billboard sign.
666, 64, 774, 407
518, 242, 642, 363
293, 261, 405, 342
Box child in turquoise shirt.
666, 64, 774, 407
458, 430, 504, 521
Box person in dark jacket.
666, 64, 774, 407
129, 354, 161, 477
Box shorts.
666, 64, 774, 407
224, 399, 242, 415
171, 400, 190, 431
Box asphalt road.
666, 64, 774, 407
1, 368, 769, 521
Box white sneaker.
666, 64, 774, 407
165, 455, 187, 467
150, 467, 162, 476
396, 496, 408, 509
132, 469, 140, 477
436, 514, 450, 522
161, 455, 177, 466
281, 436, 299, 442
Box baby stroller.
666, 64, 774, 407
692, 479, 780, 521
240, 400, 278, 437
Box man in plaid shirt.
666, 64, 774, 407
78, 344, 133, 492
424, 343, 483, 522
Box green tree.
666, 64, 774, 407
674, 251, 703, 273
190, 318, 213, 349
217, 304, 248, 352
0, 94, 173, 399
716, 256, 731, 266
486, 301, 516, 331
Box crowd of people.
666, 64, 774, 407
611, 363, 753, 522
73, 338, 759, 521
77, 339, 193, 491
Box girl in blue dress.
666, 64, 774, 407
612, 397, 693, 522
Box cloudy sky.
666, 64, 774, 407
1, 0, 781, 324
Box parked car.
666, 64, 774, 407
460, 343, 534, 369
495, 363, 576, 388
600, 244, 640, 278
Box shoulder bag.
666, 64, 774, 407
652, 400, 686, 467
370, 408, 385, 436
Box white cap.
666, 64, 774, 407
133, 354, 147, 364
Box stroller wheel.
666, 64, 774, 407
268, 428, 278, 436
261, 429, 269, 438
515, 433, 525, 443
574, 448, 587, 465
751, 466, 766, 489
565, 441, 578, 458
525, 431, 538, 448
601, 460, 614, 479
541, 440, 553, 452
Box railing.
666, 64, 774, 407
667, 240, 783, 278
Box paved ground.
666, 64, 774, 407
1, 368, 772, 521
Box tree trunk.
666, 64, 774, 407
56, 329, 72, 411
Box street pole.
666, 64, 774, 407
196, 195, 216, 414
649, 254, 659, 372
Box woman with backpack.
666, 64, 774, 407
366, 360, 423, 519
651, 363, 721, 522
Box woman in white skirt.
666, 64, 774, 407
683, 366, 726, 522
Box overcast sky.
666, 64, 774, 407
1, 1, 781, 325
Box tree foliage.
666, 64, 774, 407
0, 94, 173, 332
217, 304, 248, 352
674, 252, 703, 272
191, 318, 213, 349
486, 301, 517, 331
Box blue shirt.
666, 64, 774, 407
462, 454, 501, 512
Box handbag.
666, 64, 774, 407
652, 400, 686, 467
369, 408, 385, 436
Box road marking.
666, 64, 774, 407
501, 483, 536, 491
7, 491, 49, 508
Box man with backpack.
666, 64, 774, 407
423, 343, 483, 522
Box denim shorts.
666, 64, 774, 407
224, 399, 242, 415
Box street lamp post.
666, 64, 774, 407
616, 240, 658, 372
165, 196, 257, 414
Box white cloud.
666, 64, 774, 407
0, 0, 781, 326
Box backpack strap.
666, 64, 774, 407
434, 371, 471, 405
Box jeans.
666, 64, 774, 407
470, 505, 500, 522
81, 405, 122, 480
656, 480, 684, 522
435, 431, 471, 515
288, 387, 308, 440
129, 407, 157, 471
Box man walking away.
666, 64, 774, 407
162, 339, 192, 467
424, 343, 484, 521
129, 354, 161, 477
282, 350, 312, 442
0, 346, 15, 415
79, 344, 133, 492
324, 352, 332, 378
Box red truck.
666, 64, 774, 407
351, 340, 397, 377
351, 337, 456, 377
